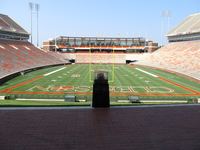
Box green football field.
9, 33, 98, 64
0, 64, 200, 104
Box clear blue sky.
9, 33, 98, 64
1, 0, 200, 46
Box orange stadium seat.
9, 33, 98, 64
0, 39, 66, 79
135, 40, 200, 80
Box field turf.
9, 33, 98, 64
0, 64, 199, 104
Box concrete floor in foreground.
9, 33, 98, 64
0, 105, 200, 150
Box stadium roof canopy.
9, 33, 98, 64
167, 13, 200, 37
0, 14, 29, 35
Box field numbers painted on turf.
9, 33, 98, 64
71, 74, 81, 78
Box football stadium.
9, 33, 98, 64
0, 13, 199, 106
0, 1, 200, 149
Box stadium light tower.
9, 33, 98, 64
161, 10, 172, 45
29, 2, 33, 44
162, 10, 171, 31
55, 36, 57, 52
28, 2, 40, 47
35, 3, 40, 47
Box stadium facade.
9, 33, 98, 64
43, 36, 159, 53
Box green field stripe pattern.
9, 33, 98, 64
0, 64, 199, 99
137, 66, 200, 92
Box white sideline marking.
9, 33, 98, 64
16, 98, 64, 102
44, 67, 66, 76
135, 68, 158, 78
141, 100, 187, 103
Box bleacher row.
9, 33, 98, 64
136, 40, 200, 80
76, 53, 126, 64
0, 39, 66, 79
49, 53, 148, 63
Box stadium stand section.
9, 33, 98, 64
42, 52, 148, 64
76, 53, 126, 64
42, 36, 158, 64
167, 13, 200, 42
47, 51, 69, 62
135, 13, 200, 80
0, 14, 66, 81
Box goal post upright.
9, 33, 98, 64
89, 47, 92, 82
109, 48, 115, 83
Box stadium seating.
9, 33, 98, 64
126, 53, 149, 61
46, 51, 69, 61
0, 39, 66, 79
76, 53, 126, 64
135, 40, 200, 80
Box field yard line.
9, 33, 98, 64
135, 68, 158, 78
44, 67, 66, 76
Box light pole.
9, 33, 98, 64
29, 2, 40, 47
35, 4, 40, 47
161, 10, 172, 45
29, 2, 33, 44
55, 36, 57, 52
